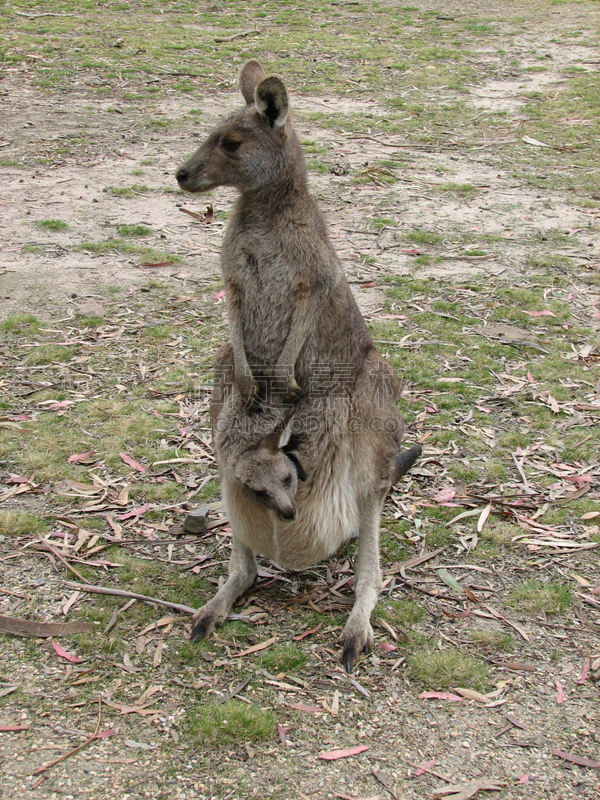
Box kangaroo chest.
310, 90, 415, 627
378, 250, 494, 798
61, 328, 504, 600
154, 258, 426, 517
222, 230, 294, 365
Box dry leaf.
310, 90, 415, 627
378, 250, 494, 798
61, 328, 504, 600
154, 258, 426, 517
318, 744, 369, 760
0, 615, 91, 638
67, 451, 97, 463
453, 687, 491, 704
233, 636, 277, 657
433, 779, 504, 799
119, 452, 147, 473
286, 702, 323, 714
153, 640, 163, 667
419, 691, 463, 702
551, 748, 600, 769
51, 640, 82, 663
555, 679, 565, 704
577, 659, 590, 685
476, 503, 492, 533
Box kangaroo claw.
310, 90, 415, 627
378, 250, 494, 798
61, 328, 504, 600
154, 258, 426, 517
341, 644, 358, 674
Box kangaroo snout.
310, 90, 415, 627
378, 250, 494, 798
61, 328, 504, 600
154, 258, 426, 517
175, 166, 189, 185
278, 504, 297, 522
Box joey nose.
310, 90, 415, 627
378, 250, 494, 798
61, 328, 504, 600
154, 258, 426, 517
280, 507, 297, 522
176, 167, 189, 185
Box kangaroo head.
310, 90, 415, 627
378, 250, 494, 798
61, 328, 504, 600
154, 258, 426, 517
233, 412, 306, 522
176, 60, 297, 194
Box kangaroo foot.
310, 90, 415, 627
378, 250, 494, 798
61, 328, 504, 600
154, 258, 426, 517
191, 603, 226, 641
340, 620, 374, 673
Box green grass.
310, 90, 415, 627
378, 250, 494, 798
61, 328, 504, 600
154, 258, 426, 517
470, 630, 514, 654
0, 314, 40, 333
259, 643, 307, 673
405, 229, 443, 245
186, 700, 275, 747
378, 598, 426, 626
117, 224, 153, 237
0, 510, 48, 537
34, 219, 68, 231
25, 345, 78, 365
507, 580, 572, 616
409, 649, 489, 691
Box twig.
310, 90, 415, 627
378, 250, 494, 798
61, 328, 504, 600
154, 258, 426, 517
33, 696, 102, 776
407, 761, 453, 783
35, 540, 93, 585
65, 582, 197, 615
12, 8, 75, 18
512, 452, 530, 493
214, 29, 261, 43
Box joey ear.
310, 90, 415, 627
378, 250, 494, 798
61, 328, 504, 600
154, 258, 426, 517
286, 452, 307, 482
255, 76, 289, 129
261, 408, 296, 452
239, 60, 267, 105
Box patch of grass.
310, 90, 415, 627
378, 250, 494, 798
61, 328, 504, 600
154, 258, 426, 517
25, 345, 77, 365
306, 159, 329, 173
379, 598, 425, 626
409, 648, 488, 691
118, 224, 153, 237
0, 314, 40, 333
34, 219, 68, 231
507, 580, 572, 615
470, 630, 514, 653
435, 182, 480, 196
406, 228, 443, 245
107, 186, 135, 198
186, 700, 275, 746
79, 239, 180, 264
0, 511, 48, 537
259, 643, 307, 673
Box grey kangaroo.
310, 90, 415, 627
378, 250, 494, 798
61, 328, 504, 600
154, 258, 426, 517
176, 61, 421, 671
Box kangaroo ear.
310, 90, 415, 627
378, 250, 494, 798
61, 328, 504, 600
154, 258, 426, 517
255, 76, 289, 129
239, 60, 267, 105
286, 451, 307, 482
261, 408, 296, 452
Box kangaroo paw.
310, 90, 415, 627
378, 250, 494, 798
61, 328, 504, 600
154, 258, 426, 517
191, 605, 223, 641
282, 377, 303, 404
340, 620, 374, 673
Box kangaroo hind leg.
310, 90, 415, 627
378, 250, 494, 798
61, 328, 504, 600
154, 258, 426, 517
192, 537, 257, 640
341, 497, 383, 673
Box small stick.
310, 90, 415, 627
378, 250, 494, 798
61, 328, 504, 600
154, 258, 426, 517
214, 29, 260, 43
36, 540, 93, 585
33, 696, 102, 776
512, 452, 531, 493
66, 582, 196, 615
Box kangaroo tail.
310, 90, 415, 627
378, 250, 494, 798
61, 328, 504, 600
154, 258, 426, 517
391, 445, 422, 485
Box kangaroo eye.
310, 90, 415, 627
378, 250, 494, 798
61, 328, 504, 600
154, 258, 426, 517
221, 138, 241, 153
253, 489, 267, 499
283, 474, 292, 487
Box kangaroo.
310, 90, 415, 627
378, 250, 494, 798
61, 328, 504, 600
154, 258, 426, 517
192, 344, 421, 673
176, 61, 422, 670
176, 59, 373, 408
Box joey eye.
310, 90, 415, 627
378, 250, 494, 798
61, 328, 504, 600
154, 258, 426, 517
253, 489, 267, 499
283, 474, 293, 487
221, 138, 241, 153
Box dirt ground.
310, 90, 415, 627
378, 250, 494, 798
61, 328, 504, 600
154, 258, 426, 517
1, 1, 600, 799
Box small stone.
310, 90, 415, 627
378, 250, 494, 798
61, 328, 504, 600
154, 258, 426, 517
183, 506, 210, 534
76, 302, 106, 318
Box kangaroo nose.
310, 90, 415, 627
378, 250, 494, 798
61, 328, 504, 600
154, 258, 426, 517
176, 167, 189, 184
280, 507, 297, 522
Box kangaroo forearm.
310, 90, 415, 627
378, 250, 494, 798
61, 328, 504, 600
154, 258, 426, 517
275, 292, 314, 370
229, 313, 251, 378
